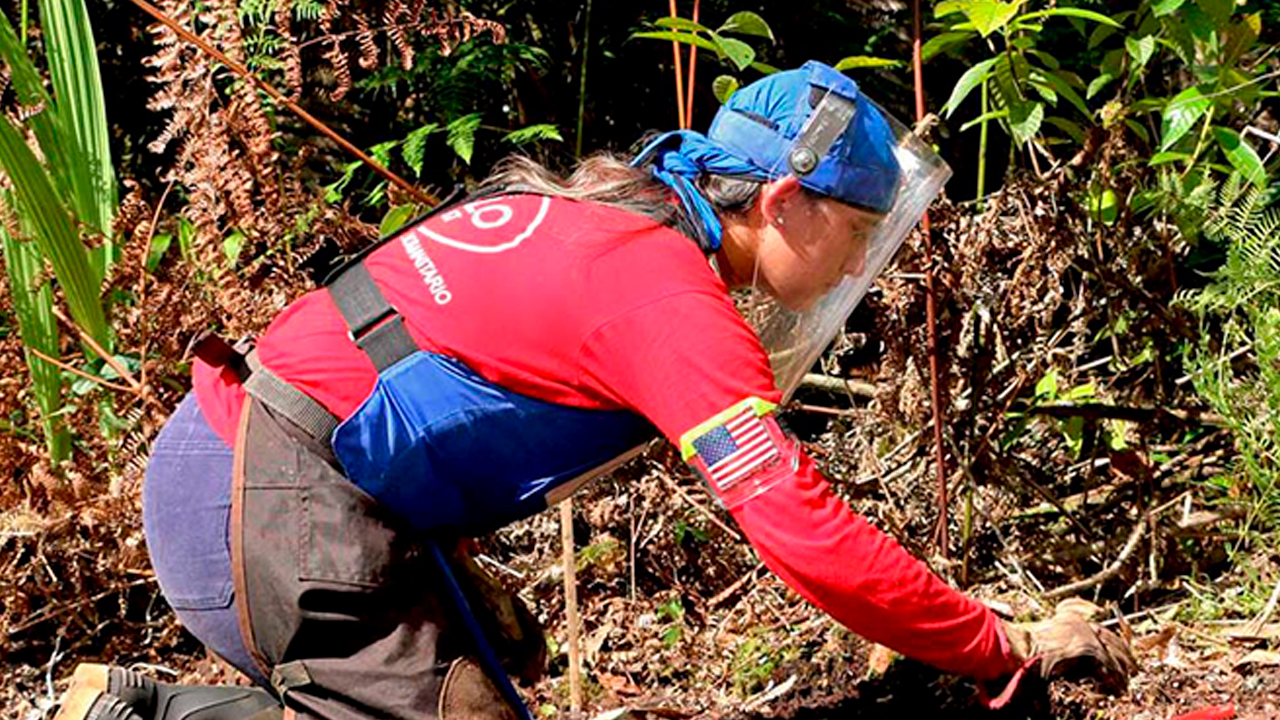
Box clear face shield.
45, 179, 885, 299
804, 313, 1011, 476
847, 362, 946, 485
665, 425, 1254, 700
746, 90, 952, 399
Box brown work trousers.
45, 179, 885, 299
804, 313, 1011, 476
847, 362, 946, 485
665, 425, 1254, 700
229, 398, 536, 720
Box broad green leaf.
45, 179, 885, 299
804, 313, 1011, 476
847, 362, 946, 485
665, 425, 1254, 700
834, 56, 903, 70
718, 11, 773, 40
146, 232, 172, 273
0, 12, 72, 202
1126, 35, 1155, 68
1087, 23, 1117, 49
1030, 78, 1057, 105
750, 61, 780, 75
1160, 86, 1210, 151
964, 0, 1024, 37
1086, 187, 1119, 225
1036, 369, 1059, 398
502, 124, 563, 145
921, 31, 974, 62
1019, 8, 1121, 27
1151, 0, 1187, 16
1088, 73, 1115, 100
401, 122, 439, 177
0, 113, 108, 348
379, 205, 417, 236
630, 31, 721, 55
1194, 0, 1232, 28
942, 56, 998, 118
445, 113, 482, 165
1223, 13, 1261, 67
1101, 48, 1125, 78
38, 0, 117, 239
1009, 100, 1044, 145
177, 217, 196, 264
1045, 116, 1086, 144
712, 75, 739, 104
1148, 151, 1190, 166
1, 229, 69, 463
1212, 126, 1266, 187
934, 1, 968, 18
1035, 70, 1090, 118
654, 16, 711, 33
711, 34, 754, 71
1026, 49, 1059, 70
222, 230, 246, 265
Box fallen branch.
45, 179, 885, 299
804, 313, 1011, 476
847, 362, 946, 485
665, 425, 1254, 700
657, 472, 742, 543
800, 373, 876, 398
27, 348, 135, 394
708, 562, 764, 608
1044, 513, 1147, 601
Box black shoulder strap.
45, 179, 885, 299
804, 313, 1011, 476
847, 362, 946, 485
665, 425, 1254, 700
322, 186, 469, 372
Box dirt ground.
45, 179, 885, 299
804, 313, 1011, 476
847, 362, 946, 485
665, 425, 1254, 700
3, 456, 1274, 720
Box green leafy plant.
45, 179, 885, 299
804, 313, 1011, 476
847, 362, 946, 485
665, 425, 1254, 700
930, 0, 1119, 195
0, 0, 118, 464
633, 10, 778, 103
1177, 173, 1280, 534
656, 596, 684, 648
730, 635, 782, 696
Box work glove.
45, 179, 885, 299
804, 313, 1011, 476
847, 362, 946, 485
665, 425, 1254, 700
1001, 597, 1137, 695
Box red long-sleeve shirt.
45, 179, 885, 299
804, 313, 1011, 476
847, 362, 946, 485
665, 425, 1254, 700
194, 193, 1016, 679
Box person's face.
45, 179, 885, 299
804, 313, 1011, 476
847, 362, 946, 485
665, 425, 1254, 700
755, 183, 883, 311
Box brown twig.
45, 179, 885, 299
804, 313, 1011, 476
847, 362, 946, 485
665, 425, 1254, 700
911, 0, 951, 559
6, 577, 155, 636
123, 0, 438, 208
1043, 511, 1147, 601
658, 472, 743, 542
137, 179, 176, 393
51, 308, 165, 409
709, 562, 764, 607
559, 500, 582, 715
27, 348, 135, 394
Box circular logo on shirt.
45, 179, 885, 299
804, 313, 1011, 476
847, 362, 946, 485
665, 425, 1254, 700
417, 196, 551, 254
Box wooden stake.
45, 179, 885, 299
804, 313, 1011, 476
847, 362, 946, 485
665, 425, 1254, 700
560, 500, 583, 716
668, 0, 687, 129
684, 0, 700, 128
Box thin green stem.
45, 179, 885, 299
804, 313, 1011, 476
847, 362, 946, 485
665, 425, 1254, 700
978, 80, 989, 206
1182, 104, 1217, 180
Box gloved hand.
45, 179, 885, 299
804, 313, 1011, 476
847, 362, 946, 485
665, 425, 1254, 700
1002, 598, 1137, 695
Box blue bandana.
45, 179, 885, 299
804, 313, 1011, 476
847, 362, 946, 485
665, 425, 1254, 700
632, 61, 901, 253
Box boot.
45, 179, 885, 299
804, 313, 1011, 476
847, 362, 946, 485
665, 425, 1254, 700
56, 664, 156, 713
53, 689, 144, 720
56, 664, 281, 720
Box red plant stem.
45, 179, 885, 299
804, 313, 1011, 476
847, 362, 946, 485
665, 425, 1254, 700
911, 0, 950, 557
685, 0, 700, 128
124, 0, 438, 208
668, 0, 687, 128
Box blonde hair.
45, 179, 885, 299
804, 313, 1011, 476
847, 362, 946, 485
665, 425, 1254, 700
482, 153, 762, 245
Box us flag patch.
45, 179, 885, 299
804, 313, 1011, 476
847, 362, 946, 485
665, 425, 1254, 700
690, 405, 781, 490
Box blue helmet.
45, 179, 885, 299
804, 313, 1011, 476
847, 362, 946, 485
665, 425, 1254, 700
709, 61, 900, 213
633, 61, 901, 250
